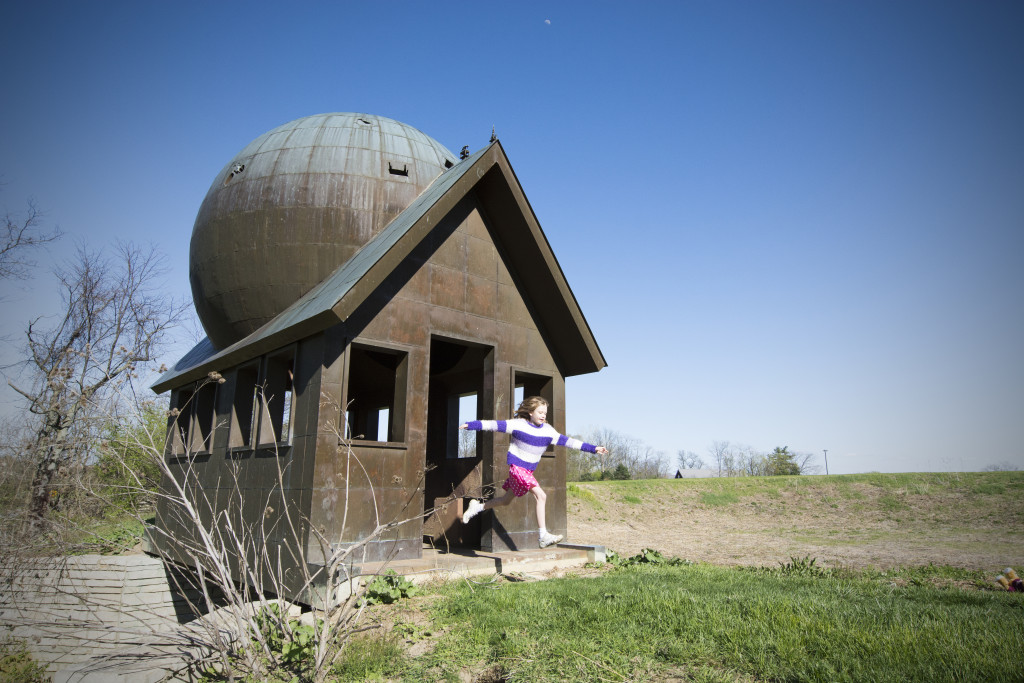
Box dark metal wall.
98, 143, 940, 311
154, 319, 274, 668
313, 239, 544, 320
304, 198, 569, 559
157, 194, 570, 597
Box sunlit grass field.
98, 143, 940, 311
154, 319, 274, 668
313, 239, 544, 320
339, 560, 1023, 682
332, 472, 1024, 682
13, 471, 1020, 681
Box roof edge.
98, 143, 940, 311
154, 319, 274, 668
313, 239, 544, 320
152, 140, 606, 392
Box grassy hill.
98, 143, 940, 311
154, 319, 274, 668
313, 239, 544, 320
344, 472, 1024, 682
568, 471, 1024, 570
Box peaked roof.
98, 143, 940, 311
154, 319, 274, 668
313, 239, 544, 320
153, 141, 606, 393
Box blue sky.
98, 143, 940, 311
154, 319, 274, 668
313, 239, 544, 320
1, 1, 1021, 473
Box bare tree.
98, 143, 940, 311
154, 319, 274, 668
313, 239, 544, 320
982, 461, 1020, 472
582, 426, 619, 473
6, 242, 188, 521
0, 416, 36, 515
1, 198, 61, 282
573, 428, 668, 480
677, 450, 705, 470
458, 426, 476, 458
564, 436, 596, 481
733, 445, 766, 476
793, 450, 819, 475
708, 440, 731, 477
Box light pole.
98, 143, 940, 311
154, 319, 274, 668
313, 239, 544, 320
823, 449, 829, 476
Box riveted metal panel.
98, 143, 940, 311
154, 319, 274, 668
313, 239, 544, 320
190, 113, 457, 349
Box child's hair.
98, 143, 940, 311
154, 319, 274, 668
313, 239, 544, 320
515, 395, 549, 419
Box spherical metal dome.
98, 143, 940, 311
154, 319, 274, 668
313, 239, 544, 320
189, 113, 456, 349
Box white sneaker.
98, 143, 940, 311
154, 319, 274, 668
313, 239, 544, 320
462, 499, 484, 523
539, 531, 563, 548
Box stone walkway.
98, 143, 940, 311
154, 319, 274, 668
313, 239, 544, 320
1, 554, 209, 682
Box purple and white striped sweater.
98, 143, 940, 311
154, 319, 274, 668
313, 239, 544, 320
464, 419, 598, 472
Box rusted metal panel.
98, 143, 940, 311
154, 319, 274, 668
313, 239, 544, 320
190, 113, 457, 349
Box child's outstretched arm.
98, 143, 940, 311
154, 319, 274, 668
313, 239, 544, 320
460, 420, 506, 432
555, 433, 608, 455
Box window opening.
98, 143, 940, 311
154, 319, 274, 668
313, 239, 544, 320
191, 381, 217, 452
513, 373, 552, 412
171, 388, 194, 455
457, 392, 477, 458
513, 370, 554, 437
169, 380, 218, 456
230, 363, 259, 449
259, 349, 296, 446
346, 345, 408, 443
282, 385, 293, 441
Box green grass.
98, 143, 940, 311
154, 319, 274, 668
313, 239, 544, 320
570, 471, 1024, 516
409, 563, 1024, 682
879, 493, 911, 512
700, 490, 740, 506
62, 513, 147, 555
566, 483, 602, 510
970, 481, 1006, 495
331, 635, 408, 680
585, 479, 663, 496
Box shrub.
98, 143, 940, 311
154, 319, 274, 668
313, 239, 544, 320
0, 637, 49, 683
608, 548, 691, 568
93, 401, 165, 511
362, 570, 419, 605
250, 603, 322, 677
778, 555, 828, 576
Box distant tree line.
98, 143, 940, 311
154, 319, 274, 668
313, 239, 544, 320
678, 441, 817, 477
562, 431, 819, 482
567, 428, 669, 481
579, 463, 632, 482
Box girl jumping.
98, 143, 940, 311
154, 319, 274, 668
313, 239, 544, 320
460, 396, 608, 548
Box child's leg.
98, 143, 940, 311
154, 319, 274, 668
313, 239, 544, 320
484, 488, 516, 510
531, 485, 562, 547
463, 488, 515, 523
530, 485, 547, 530
465, 472, 525, 524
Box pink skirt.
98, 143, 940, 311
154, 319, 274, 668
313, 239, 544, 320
502, 464, 539, 497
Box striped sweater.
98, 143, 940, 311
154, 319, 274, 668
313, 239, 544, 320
464, 419, 598, 472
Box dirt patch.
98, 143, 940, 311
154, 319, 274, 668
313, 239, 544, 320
356, 592, 443, 650
567, 476, 1024, 571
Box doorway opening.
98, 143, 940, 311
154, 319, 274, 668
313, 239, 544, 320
423, 337, 493, 549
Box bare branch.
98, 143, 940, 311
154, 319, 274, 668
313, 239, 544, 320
0, 199, 62, 281
4, 241, 188, 520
